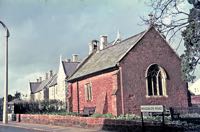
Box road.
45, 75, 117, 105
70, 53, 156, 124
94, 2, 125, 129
0, 125, 37, 132
0, 122, 106, 132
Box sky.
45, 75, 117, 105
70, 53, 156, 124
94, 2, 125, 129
0, 0, 199, 97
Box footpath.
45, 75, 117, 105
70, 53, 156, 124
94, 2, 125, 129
0, 122, 107, 132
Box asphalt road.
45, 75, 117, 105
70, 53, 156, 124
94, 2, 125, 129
0, 122, 107, 132
0, 125, 38, 132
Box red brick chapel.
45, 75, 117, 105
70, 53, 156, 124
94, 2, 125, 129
67, 26, 189, 116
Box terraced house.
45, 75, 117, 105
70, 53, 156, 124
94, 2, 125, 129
30, 55, 80, 109
30, 74, 54, 101
67, 26, 189, 116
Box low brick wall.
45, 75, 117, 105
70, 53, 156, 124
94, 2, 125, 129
191, 96, 200, 105
16, 114, 107, 128
16, 114, 184, 131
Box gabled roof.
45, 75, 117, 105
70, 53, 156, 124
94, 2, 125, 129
30, 82, 42, 94
30, 74, 56, 94
68, 30, 147, 82
48, 74, 57, 87
30, 61, 79, 94
68, 26, 181, 82
62, 61, 80, 78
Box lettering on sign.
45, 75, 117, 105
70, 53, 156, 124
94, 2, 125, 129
140, 105, 164, 113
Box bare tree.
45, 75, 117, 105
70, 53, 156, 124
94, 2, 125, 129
144, 0, 200, 82
142, 0, 189, 42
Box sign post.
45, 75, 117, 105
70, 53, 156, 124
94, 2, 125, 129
140, 105, 165, 131
141, 112, 145, 132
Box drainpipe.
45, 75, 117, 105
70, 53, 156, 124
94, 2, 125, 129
119, 66, 125, 114
76, 81, 80, 113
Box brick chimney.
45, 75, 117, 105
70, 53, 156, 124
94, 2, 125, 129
99, 35, 107, 50
72, 54, 79, 62
89, 40, 99, 54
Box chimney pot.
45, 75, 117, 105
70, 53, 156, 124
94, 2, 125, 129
100, 35, 107, 50
89, 40, 99, 54
50, 70, 53, 77
72, 54, 79, 62
36, 79, 39, 82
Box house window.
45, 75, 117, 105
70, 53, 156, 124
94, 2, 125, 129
145, 64, 167, 96
85, 83, 92, 101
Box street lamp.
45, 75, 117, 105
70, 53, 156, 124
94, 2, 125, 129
0, 21, 10, 124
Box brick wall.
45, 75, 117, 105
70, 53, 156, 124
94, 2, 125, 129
16, 114, 184, 131
191, 96, 200, 105
120, 27, 189, 114
71, 70, 122, 116
70, 27, 189, 116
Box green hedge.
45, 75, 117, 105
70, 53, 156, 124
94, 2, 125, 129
14, 100, 65, 114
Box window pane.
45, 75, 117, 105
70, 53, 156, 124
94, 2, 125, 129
153, 76, 157, 95
87, 86, 90, 100
148, 76, 153, 95
158, 73, 163, 95
85, 84, 88, 100
89, 85, 92, 100
85, 83, 92, 101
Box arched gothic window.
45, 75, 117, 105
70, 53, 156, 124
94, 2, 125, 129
145, 64, 167, 96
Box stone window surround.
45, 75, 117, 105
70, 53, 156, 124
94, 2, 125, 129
145, 64, 168, 98
84, 82, 93, 101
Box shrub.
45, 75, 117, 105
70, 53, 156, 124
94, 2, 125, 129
91, 113, 114, 118
14, 100, 65, 114
116, 114, 140, 120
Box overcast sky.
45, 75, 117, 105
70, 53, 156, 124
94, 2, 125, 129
0, 0, 198, 97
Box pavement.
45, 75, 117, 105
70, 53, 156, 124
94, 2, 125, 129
0, 122, 107, 132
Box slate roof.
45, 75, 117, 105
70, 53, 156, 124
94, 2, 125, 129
62, 61, 80, 77
30, 74, 56, 94
30, 82, 41, 94
30, 61, 79, 94
68, 30, 146, 81
48, 74, 57, 87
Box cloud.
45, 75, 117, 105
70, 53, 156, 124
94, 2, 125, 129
10, 72, 44, 95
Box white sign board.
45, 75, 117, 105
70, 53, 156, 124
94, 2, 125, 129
140, 105, 164, 113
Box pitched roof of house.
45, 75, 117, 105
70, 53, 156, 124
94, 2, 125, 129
49, 74, 57, 87
30, 61, 79, 94
30, 74, 56, 94
68, 30, 147, 81
30, 82, 41, 94
62, 61, 80, 77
